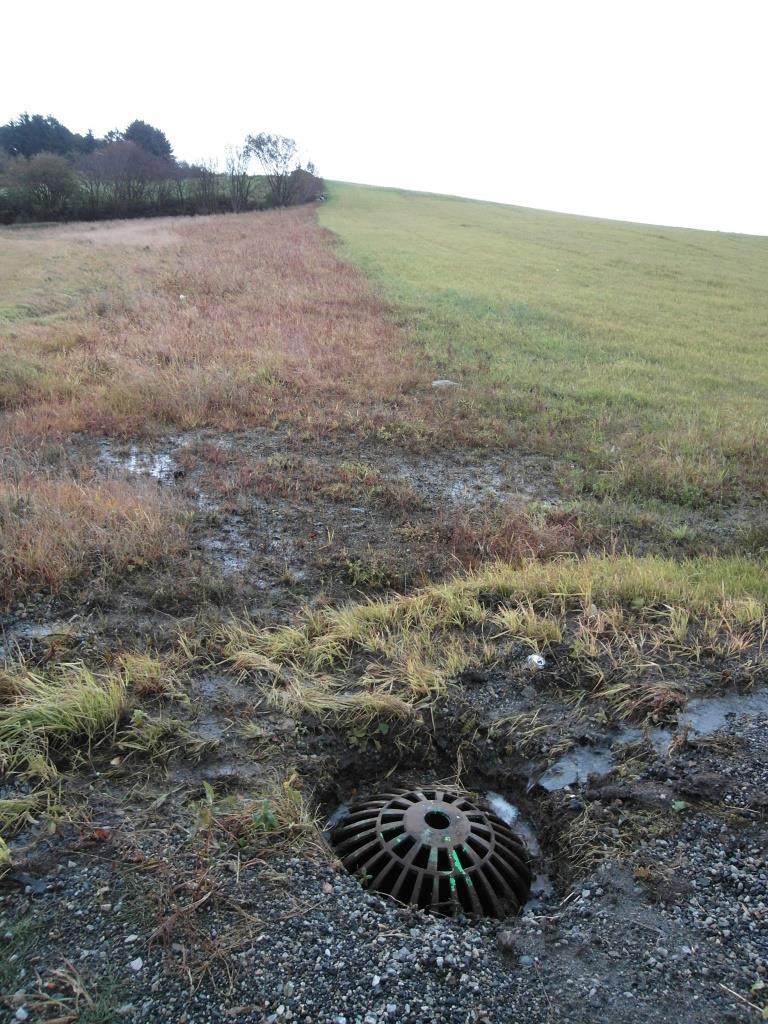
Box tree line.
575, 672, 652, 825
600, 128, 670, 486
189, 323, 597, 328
0, 114, 324, 223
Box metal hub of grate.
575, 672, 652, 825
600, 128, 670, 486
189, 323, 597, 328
329, 788, 531, 917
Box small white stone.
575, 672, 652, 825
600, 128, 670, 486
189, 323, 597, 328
372, 974, 381, 987
15, 1009, 29, 1022
431, 379, 460, 389
124, 934, 138, 943
129, 958, 143, 972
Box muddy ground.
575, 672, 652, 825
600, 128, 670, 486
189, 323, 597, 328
1, 430, 767, 1023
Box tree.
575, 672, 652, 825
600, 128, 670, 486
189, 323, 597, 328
0, 114, 103, 157
8, 152, 75, 215
289, 166, 325, 204
123, 120, 173, 160
0, 114, 75, 157
75, 149, 108, 211
225, 145, 253, 212
245, 132, 298, 206
189, 159, 221, 214
80, 130, 98, 154
93, 141, 172, 211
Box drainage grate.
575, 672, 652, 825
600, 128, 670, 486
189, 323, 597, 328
329, 788, 531, 917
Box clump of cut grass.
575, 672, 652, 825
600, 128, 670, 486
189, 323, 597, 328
223, 590, 489, 720
596, 680, 687, 722
268, 672, 415, 724
558, 804, 674, 880
118, 652, 179, 698
0, 476, 188, 604
0, 835, 9, 873
494, 603, 563, 647
211, 771, 325, 857
226, 649, 285, 677
489, 710, 559, 756
0, 793, 43, 832
117, 709, 215, 766
0, 663, 125, 776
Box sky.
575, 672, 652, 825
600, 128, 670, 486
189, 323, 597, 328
3, 0, 767, 234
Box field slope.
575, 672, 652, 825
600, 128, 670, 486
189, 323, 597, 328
321, 182, 768, 510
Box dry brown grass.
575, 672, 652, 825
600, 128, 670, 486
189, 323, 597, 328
435, 506, 584, 567
0, 476, 187, 603
0, 207, 440, 442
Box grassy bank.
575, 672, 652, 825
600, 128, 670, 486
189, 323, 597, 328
320, 183, 768, 507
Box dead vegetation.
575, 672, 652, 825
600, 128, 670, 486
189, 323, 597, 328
0, 475, 188, 604
209, 771, 326, 859
187, 448, 425, 515
117, 710, 215, 767
0, 208, 442, 444
555, 803, 675, 880
435, 506, 584, 567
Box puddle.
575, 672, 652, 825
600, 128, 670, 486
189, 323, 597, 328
0, 620, 76, 661
446, 470, 507, 505
389, 453, 560, 510
527, 872, 556, 905
196, 714, 228, 741
98, 441, 176, 480
324, 802, 350, 834
536, 688, 768, 791
198, 675, 249, 702
197, 513, 260, 575
536, 750, 617, 793
397, 462, 511, 508
678, 690, 768, 735
200, 537, 250, 574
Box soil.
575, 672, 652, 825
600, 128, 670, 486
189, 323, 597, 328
1, 429, 767, 1023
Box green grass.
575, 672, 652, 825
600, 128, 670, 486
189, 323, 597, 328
0, 664, 125, 775
224, 554, 768, 725
320, 183, 768, 507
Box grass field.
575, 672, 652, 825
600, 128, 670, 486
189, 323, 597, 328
320, 183, 768, 508
1, 190, 768, 1022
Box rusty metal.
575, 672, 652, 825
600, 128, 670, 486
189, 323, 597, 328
329, 788, 531, 917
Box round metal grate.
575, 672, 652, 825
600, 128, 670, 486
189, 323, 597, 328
329, 788, 531, 917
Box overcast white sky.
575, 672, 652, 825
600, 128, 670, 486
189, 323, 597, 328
3, 0, 767, 234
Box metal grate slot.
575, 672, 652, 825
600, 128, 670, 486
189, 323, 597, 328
330, 788, 532, 918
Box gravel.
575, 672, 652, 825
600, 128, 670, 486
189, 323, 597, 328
1, 714, 765, 1023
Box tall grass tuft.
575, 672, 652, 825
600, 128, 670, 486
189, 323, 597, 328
0, 664, 126, 771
